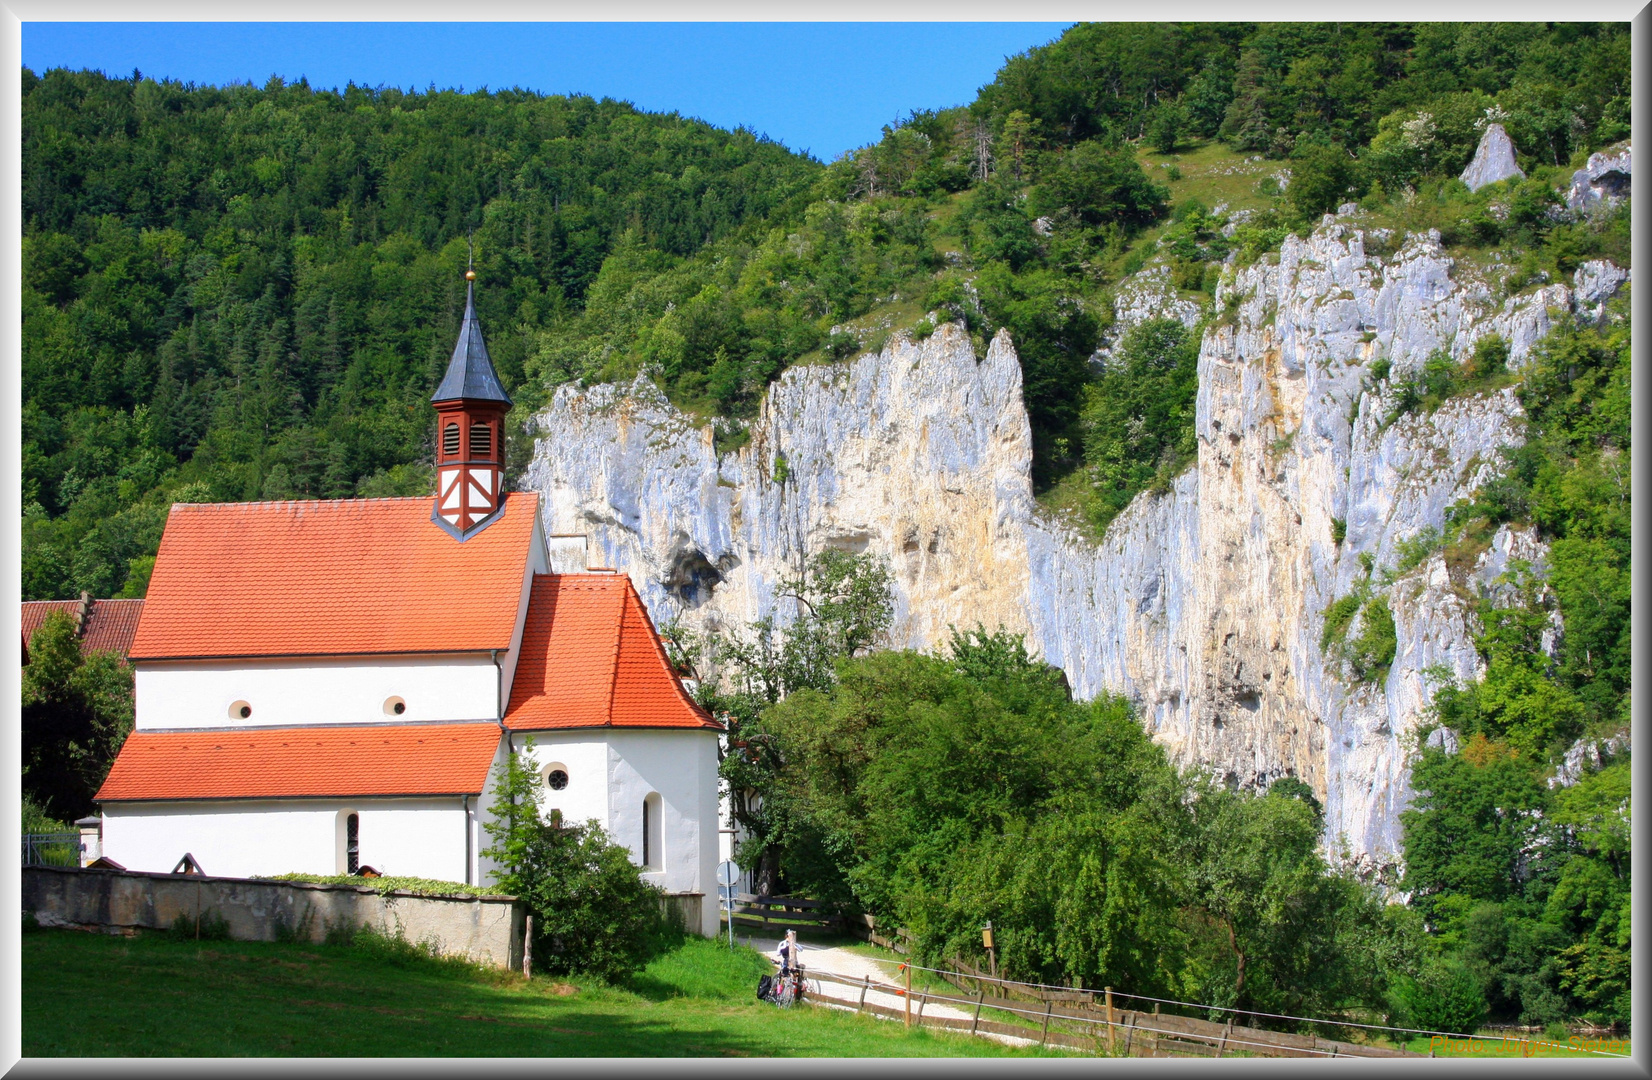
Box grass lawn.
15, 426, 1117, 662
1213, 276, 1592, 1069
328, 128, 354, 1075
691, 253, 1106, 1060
22, 927, 1063, 1057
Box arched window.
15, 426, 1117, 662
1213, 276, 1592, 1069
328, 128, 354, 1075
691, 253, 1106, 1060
346, 813, 360, 874
469, 423, 492, 458
442, 422, 460, 457
338, 810, 360, 875
642, 792, 663, 871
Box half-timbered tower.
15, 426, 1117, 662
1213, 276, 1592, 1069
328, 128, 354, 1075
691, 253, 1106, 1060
432, 269, 512, 540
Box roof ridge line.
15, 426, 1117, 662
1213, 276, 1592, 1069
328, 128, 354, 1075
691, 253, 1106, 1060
605, 580, 627, 727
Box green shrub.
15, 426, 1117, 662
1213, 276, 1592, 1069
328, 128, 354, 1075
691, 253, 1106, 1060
1331, 518, 1347, 545
485, 741, 674, 983
1146, 104, 1184, 155
1392, 959, 1488, 1035
1347, 597, 1398, 683
1391, 526, 1444, 578
1288, 140, 1362, 221
824, 331, 860, 361
1321, 593, 1363, 650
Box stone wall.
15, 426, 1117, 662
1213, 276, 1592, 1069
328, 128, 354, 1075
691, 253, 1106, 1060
22, 866, 524, 969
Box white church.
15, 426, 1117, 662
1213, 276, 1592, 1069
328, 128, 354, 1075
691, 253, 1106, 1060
93, 270, 724, 937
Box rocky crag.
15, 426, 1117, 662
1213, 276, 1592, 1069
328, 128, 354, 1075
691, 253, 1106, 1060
522, 218, 1628, 871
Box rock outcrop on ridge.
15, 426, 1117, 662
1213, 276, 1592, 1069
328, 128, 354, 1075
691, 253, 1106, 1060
1567, 142, 1632, 216
1460, 123, 1526, 192
522, 221, 1628, 872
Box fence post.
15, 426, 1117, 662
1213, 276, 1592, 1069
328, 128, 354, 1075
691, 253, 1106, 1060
972, 989, 985, 1034
1105, 986, 1115, 1056
904, 963, 912, 1028
859, 974, 869, 1011
1218, 1015, 1232, 1056
523, 914, 533, 979
1041, 1000, 1052, 1046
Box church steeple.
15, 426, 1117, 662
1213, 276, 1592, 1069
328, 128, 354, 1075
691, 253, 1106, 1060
432, 264, 512, 540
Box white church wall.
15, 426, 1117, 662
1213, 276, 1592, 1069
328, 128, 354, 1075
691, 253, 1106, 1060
134, 654, 503, 730
102, 798, 470, 882
509, 729, 721, 937
495, 536, 545, 732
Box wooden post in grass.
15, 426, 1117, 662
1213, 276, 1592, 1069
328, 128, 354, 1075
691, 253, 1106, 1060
1218, 1016, 1232, 1057
1041, 1001, 1053, 1046
972, 990, 985, 1034
859, 974, 869, 1011
904, 963, 912, 1028
1105, 987, 1115, 1055
1124, 1012, 1137, 1057
524, 915, 533, 979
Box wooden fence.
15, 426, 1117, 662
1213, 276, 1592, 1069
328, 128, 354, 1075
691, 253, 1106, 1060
725, 893, 852, 934
796, 957, 1420, 1059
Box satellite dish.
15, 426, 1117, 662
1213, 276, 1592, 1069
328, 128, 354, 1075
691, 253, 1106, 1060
716, 860, 740, 887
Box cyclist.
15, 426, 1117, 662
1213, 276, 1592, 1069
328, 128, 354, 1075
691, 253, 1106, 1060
773, 929, 799, 976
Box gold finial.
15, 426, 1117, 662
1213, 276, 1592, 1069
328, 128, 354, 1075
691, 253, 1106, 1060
465, 268, 476, 281
465, 232, 476, 281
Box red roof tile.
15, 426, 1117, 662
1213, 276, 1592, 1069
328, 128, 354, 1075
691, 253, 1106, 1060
95, 722, 503, 801
21, 598, 145, 662
504, 574, 719, 732
129, 494, 538, 660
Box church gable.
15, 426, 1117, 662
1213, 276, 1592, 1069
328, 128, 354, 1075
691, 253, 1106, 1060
504, 574, 718, 732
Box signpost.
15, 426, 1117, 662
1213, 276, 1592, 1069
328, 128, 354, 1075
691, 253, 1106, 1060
716, 859, 740, 951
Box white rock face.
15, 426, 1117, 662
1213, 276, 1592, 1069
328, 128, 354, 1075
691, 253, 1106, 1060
523, 222, 1624, 870
1090, 262, 1205, 370
1460, 124, 1526, 192
1567, 143, 1631, 216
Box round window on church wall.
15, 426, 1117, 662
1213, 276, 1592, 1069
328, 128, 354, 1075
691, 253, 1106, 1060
547, 769, 569, 791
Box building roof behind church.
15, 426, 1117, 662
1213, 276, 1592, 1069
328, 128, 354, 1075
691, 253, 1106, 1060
21, 598, 144, 662
129, 493, 538, 660
504, 573, 720, 732
432, 281, 511, 405
95, 722, 502, 801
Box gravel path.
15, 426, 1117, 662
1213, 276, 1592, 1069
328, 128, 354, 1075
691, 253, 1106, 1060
741, 934, 1034, 1047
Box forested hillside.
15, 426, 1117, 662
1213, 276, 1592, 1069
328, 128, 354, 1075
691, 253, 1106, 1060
22, 22, 1629, 599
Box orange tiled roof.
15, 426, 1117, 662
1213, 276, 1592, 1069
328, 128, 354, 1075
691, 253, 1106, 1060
95, 722, 503, 801
21, 598, 145, 662
128, 494, 538, 660
504, 574, 719, 732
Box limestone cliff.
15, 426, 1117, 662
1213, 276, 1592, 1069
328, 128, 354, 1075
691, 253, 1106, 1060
522, 219, 1627, 870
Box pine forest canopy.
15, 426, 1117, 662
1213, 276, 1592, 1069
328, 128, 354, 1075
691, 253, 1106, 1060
21, 21, 1630, 602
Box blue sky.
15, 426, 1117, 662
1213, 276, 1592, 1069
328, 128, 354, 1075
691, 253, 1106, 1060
23, 23, 1071, 160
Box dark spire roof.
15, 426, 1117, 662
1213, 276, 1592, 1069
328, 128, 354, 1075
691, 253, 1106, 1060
432, 280, 512, 406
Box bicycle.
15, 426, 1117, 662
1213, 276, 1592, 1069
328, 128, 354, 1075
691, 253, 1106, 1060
758, 962, 807, 1007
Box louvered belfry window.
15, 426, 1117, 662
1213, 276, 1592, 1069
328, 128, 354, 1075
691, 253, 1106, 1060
469, 423, 492, 458
442, 422, 460, 457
